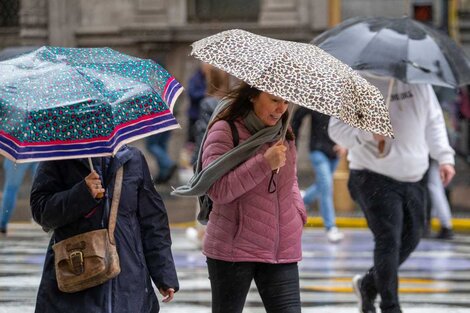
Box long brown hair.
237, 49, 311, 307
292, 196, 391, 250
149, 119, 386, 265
210, 82, 294, 140
205, 66, 229, 99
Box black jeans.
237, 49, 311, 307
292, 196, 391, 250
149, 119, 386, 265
348, 170, 426, 313
206, 258, 301, 313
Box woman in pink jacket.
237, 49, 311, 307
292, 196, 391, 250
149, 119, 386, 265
175, 82, 307, 313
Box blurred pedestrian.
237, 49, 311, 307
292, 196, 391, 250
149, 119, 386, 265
427, 158, 454, 239
146, 131, 178, 184
191, 66, 229, 165
186, 65, 228, 247
292, 107, 346, 243
173, 82, 307, 313
186, 63, 209, 148
0, 159, 38, 235
329, 74, 455, 313
30, 145, 179, 313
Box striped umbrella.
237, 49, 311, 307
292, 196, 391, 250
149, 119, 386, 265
0, 46, 183, 163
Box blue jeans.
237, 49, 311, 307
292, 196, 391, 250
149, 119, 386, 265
1, 160, 38, 229
145, 132, 175, 178
206, 258, 301, 313
303, 150, 339, 230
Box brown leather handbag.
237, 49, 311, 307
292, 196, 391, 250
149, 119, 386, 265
52, 167, 123, 293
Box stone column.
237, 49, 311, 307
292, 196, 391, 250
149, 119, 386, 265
259, 0, 300, 26
48, 0, 80, 47
19, 0, 48, 45
134, 0, 168, 25
310, 0, 329, 30
168, 0, 186, 26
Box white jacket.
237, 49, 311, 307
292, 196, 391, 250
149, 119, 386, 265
328, 76, 454, 183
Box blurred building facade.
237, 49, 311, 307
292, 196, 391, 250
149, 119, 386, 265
0, 0, 459, 90
1, 0, 333, 82
1, 1, 461, 83
1, 0, 469, 220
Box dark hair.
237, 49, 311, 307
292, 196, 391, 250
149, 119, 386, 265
210, 82, 294, 140
206, 66, 228, 98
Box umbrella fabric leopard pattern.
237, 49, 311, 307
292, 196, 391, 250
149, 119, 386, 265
191, 29, 393, 137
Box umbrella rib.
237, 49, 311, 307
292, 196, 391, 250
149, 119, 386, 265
404, 18, 411, 82
417, 22, 462, 86
353, 19, 395, 70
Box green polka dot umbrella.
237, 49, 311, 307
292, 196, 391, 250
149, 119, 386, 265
0, 46, 183, 163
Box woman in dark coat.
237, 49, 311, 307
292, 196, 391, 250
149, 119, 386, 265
30, 145, 179, 313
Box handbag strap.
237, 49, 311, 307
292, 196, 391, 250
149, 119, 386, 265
108, 167, 123, 245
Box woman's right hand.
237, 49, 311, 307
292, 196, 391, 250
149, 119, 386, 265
264, 140, 287, 170
85, 171, 105, 199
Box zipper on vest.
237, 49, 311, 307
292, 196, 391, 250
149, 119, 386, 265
273, 176, 280, 262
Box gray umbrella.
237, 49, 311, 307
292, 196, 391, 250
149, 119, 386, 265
0, 46, 39, 61
313, 16, 470, 88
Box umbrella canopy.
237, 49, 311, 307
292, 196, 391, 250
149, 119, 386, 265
0, 46, 183, 163
191, 29, 393, 137
313, 16, 470, 88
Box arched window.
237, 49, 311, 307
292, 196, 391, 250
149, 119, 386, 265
0, 0, 19, 27
188, 0, 260, 22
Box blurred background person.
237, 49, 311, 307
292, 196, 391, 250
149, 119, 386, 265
329, 74, 455, 313
292, 107, 346, 243
0, 159, 38, 235
146, 132, 178, 185
186, 62, 209, 152
186, 65, 229, 247
191, 65, 229, 165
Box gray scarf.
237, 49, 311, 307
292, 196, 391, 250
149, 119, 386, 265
171, 100, 286, 197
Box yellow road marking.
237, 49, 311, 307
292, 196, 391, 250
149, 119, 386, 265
332, 277, 435, 284
304, 286, 449, 293
171, 217, 470, 232
304, 277, 450, 293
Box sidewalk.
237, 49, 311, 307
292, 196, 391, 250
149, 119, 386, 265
2, 224, 470, 313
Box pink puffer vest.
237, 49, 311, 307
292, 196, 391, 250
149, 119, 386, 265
202, 119, 307, 263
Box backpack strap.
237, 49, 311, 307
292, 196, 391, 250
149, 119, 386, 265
227, 120, 239, 147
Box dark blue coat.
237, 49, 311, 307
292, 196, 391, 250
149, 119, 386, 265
187, 68, 206, 120
30, 146, 179, 313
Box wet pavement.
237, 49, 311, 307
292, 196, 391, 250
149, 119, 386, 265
1, 223, 470, 313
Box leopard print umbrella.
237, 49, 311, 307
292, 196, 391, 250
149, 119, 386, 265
191, 29, 393, 137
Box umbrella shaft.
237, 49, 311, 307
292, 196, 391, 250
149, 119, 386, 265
88, 158, 104, 199
88, 158, 94, 171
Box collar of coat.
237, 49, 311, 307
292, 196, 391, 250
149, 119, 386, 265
77, 145, 133, 177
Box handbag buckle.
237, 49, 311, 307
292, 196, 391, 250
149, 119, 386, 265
69, 250, 84, 275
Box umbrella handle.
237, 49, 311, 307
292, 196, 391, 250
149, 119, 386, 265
88, 158, 104, 199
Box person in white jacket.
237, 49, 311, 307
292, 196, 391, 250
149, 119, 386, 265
328, 74, 455, 313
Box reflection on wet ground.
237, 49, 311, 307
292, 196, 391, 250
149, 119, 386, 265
1, 223, 470, 312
